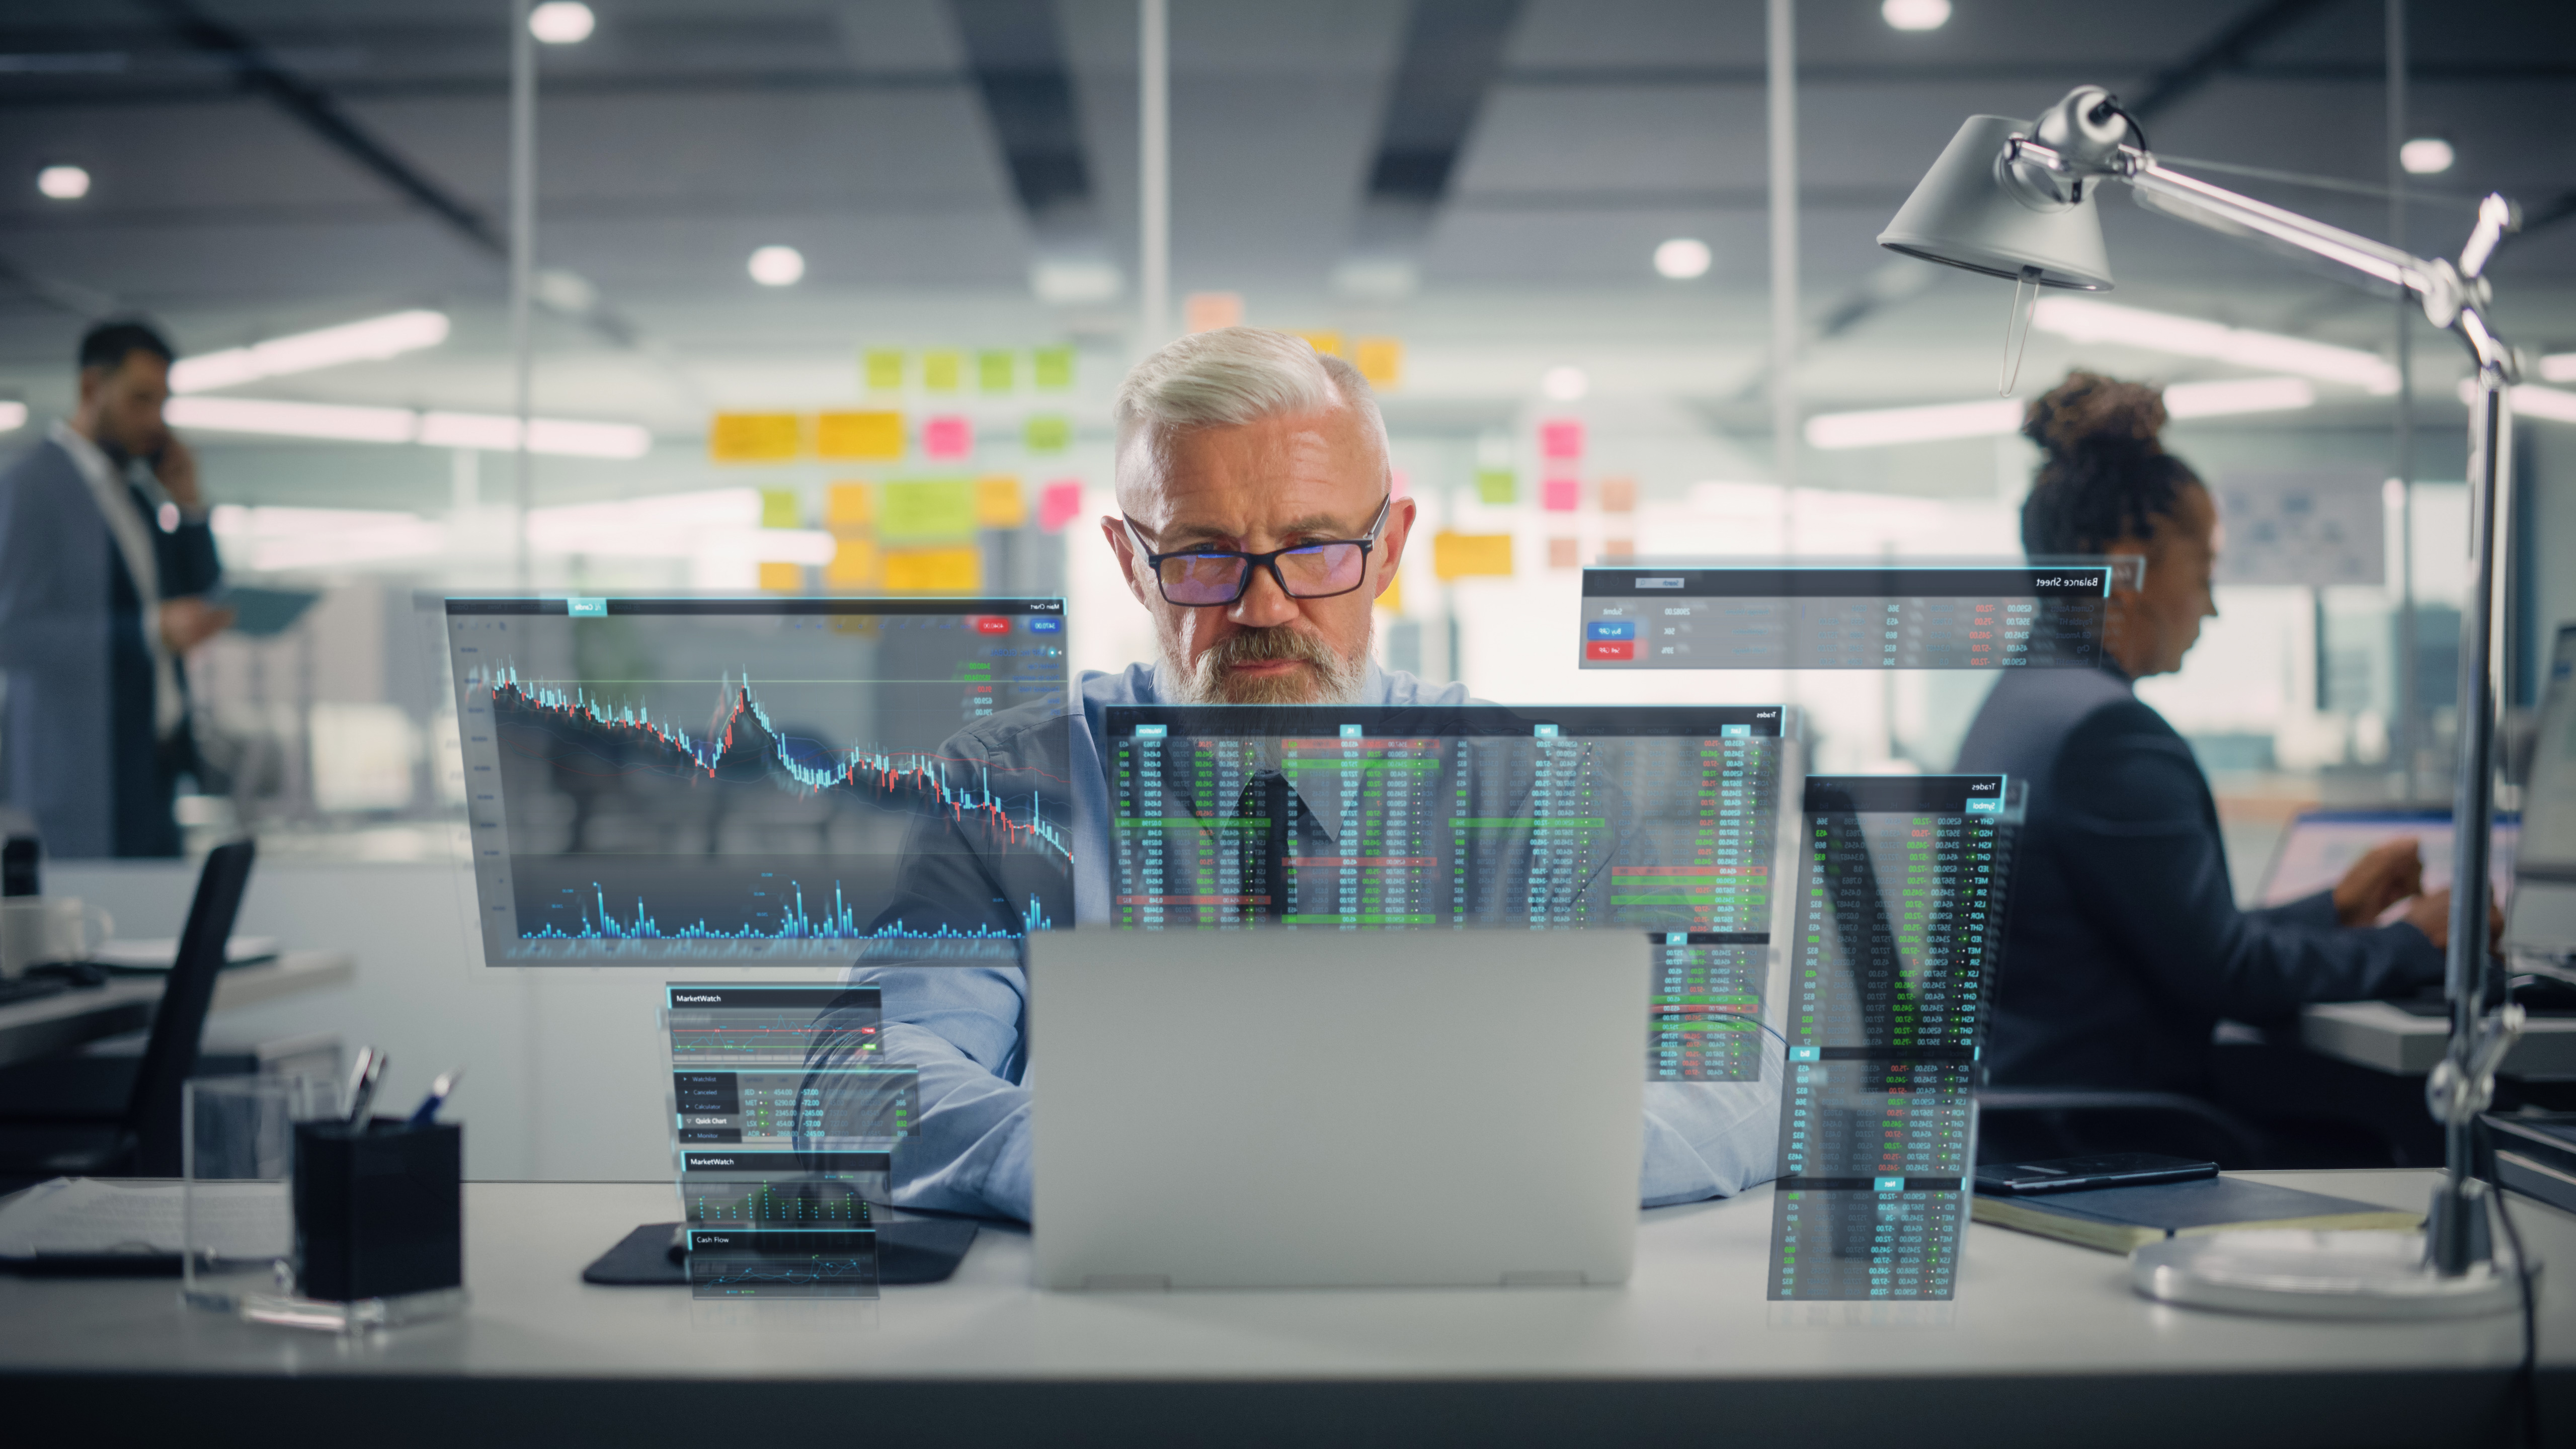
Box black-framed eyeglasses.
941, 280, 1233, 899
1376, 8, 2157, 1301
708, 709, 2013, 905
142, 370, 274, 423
1123, 495, 1393, 607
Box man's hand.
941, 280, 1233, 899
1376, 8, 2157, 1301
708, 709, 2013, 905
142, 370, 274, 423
2398, 887, 2509, 953
2334, 836, 2424, 926
159, 596, 233, 655
150, 433, 201, 511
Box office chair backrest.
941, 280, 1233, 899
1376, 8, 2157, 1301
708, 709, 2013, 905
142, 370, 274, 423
125, 839, 257, 1176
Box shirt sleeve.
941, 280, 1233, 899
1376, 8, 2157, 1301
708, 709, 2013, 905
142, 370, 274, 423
1640, 1033, 1785, 1206
871, 965, 1035, 1222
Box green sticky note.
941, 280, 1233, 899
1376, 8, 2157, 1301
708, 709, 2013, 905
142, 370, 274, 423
759, 488, 802, 529
922, 351, 962, 392
1033, 345, 1074, 389
1475, 468, 1516, 505
863, 349, 904, 390
978, 350, 1015, 392
878, 479, 978, 541
1025, 414, 1070, 453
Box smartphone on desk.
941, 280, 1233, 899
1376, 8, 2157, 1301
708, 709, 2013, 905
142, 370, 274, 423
1973, 1153, 2219, 1195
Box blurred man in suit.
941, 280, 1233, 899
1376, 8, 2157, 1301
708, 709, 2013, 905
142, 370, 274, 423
0, 321, 231, 857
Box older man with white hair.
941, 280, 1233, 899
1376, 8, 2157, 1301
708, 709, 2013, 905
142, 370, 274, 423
852, 328, 1779, 1223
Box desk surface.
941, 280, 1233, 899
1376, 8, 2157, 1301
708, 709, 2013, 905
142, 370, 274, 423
2302, 1000, 2576, 1077
0, 951, 353, 1068
1, 1169, 2567, 1447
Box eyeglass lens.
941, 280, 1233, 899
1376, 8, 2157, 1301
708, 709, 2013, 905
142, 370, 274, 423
1159, 542, 1365, 605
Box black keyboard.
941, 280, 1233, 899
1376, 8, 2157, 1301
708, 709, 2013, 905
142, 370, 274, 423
0, 976, 70, 1007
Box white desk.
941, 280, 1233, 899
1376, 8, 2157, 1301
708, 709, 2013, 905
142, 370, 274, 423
0, 1169, 2565, 1446
0, 951, 354, 1068
2302, 1001, 2576, 1077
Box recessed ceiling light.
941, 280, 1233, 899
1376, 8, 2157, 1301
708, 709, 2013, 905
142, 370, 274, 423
1541, 366, 1589, 401
528, 2, 596, 45
748, 245, 806, 287
36, 165, 89, 200
1653, 237, 1712, 280
2399, 137, 2455, 176
1881, 0, 1952, 32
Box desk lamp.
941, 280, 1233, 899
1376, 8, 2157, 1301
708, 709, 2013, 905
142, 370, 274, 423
1881, 88, 2527, 1318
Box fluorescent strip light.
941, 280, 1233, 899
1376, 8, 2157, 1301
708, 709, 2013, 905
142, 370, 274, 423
2032, 297, 2398, 393
166, 395, 650, 458
1805, 398, 2019, 450
2538, 354, 2576, 385
0, 401, 24, 433
2460, 379, 2576, 425
171, 310, 450, 393
2163, 376, 2316, 418
208, 504, 445, 572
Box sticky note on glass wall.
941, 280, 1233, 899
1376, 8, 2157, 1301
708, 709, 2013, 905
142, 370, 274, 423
883, 546, 983, 593
975, 476, 1026, 529
1598, 476, 1638, 513
1354, 337, 1402, 388
758, 561, 803, 593
826, 482, 872, 530
922, 351, 962, 392
923, 415, 972, 459
1033, 346, 1074, 389
1542, 477, 1581, 512
1547, 536, 1579, 570
1186, 292, 1244, 333
1540, 419, 1584, 459
1296, 330, 1345, 359
880, 479, 977, 540
1038, 478, 1084, 533
816, 410, 904, 460
864, 350, 904, 390
1025, 414, 1070, 453
1602, 537, 1636, 561
759, 488, 803, 529
1475, 468, 1516, 505
825, 538, 878, 589
1432, 531, 1512, 581
709, 412, 800, 463
1377, 565, 1402, 614
978, 351, 1015, 392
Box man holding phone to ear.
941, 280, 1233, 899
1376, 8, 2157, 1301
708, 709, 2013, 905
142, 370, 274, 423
0, 320, 232, 857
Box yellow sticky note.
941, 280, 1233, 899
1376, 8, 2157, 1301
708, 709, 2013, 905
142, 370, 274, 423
1025, 414, 1071, 453
879, 479, 978, 541
882, 546, 983, 593
978, 350, 1015, 392
816, 410, 904, 460
825, 482, 872, 530
1033, 346, 1074, 389
825, 538, 878, 589
1376, 565, 1402, 613
759, 488, 802, 529
975, 476, 1026, 529
864, 349, 904, 390
1354, 337, 1402, 389
708, 412, 800, 463
1295, 330, 1345, 359
1432, 531, 1512, 581
922, 350, 962, 392
758, 561, 803, 593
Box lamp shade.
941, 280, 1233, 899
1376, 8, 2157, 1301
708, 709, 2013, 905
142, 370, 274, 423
1878, 115, 2115, 291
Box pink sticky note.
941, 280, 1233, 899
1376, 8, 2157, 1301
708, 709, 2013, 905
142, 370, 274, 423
1541, 477, 1581, 512
1540, 419, 1584, 460
924, 414, 972, 459
1038, 478, 1084, 533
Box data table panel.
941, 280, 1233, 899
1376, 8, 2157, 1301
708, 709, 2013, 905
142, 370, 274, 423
1579, 567, 2112, 671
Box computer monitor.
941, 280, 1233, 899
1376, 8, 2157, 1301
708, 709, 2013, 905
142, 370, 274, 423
442, 595, 1071, 965
2256, 808, 2518, 918
2508, 623, 2576, 958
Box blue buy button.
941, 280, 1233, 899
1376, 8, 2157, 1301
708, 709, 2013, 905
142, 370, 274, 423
1587, 620, 1636, 640
1028, 617, 1062, 633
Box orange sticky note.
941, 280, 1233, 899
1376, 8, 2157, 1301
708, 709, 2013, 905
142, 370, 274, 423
882, 546, 983, 593
817, 410, 904, 460
1186, 292, 1244, 332
1353, 337, 1402, 388
1598, 476, 1638, 513
975, 476, 1026, 529
825, 538, 878, 588
1432, 530, 1512, 581
825, 482, 872, 531
758, 561, 803, 593
1547, 536, 1580, 570
709, 412, 800, 463
1602, 537, 1637, 561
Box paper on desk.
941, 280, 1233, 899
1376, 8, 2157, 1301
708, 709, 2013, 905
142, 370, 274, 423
0, 1177, 288, 1258
88, 935, 278, 970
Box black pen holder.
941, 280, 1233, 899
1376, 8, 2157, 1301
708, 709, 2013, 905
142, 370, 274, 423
291, 1119, 463, 1303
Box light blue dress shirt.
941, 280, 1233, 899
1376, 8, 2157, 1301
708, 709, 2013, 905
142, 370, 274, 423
868, 661, 1784, 1222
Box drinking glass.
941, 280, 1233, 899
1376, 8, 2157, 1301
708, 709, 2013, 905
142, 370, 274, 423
182, 1075, 338, 1311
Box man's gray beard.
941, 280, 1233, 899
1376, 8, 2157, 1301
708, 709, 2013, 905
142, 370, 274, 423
1166, 621, 1370, 705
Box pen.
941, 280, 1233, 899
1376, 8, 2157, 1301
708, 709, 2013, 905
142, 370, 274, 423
407, 1068, 463, 1128
345, 1049, 387, 1128
340, 1046, 376, 1123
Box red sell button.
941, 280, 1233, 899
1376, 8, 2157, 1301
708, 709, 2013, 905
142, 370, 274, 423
1586, 640, 1636, 661
974, 617, 1011, 634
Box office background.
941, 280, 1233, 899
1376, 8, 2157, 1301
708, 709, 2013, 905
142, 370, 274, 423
3, 0, 2571, 1176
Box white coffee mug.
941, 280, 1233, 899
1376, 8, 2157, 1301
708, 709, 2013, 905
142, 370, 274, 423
0, 897, 114, 977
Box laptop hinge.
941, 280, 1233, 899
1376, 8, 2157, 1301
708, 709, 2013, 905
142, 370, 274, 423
1081, 1274, 1172, 1292
1500, 1270, 1588, 1287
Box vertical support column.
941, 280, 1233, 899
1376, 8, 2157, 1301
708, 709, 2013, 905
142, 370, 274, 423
1766, 0, 1799, 556
2387, 0, 2417, 798
1138, 0, 1170, 354
509, 0, 537, 590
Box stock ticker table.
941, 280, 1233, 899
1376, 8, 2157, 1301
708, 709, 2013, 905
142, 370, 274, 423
0, 1171, 2565, 1447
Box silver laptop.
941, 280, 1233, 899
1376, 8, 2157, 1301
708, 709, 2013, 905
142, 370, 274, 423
1029, 930, 1646, 1290
2509, 623, 2576, 959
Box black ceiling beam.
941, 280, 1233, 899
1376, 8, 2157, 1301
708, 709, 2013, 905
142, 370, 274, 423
131, 0, 504, 258
947, 0, 1090, 227
1365, 0, 1527, 206
2122, 0, 2338, 122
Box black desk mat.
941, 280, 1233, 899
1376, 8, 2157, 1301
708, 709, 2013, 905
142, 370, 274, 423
584, 1219, 978, 1287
